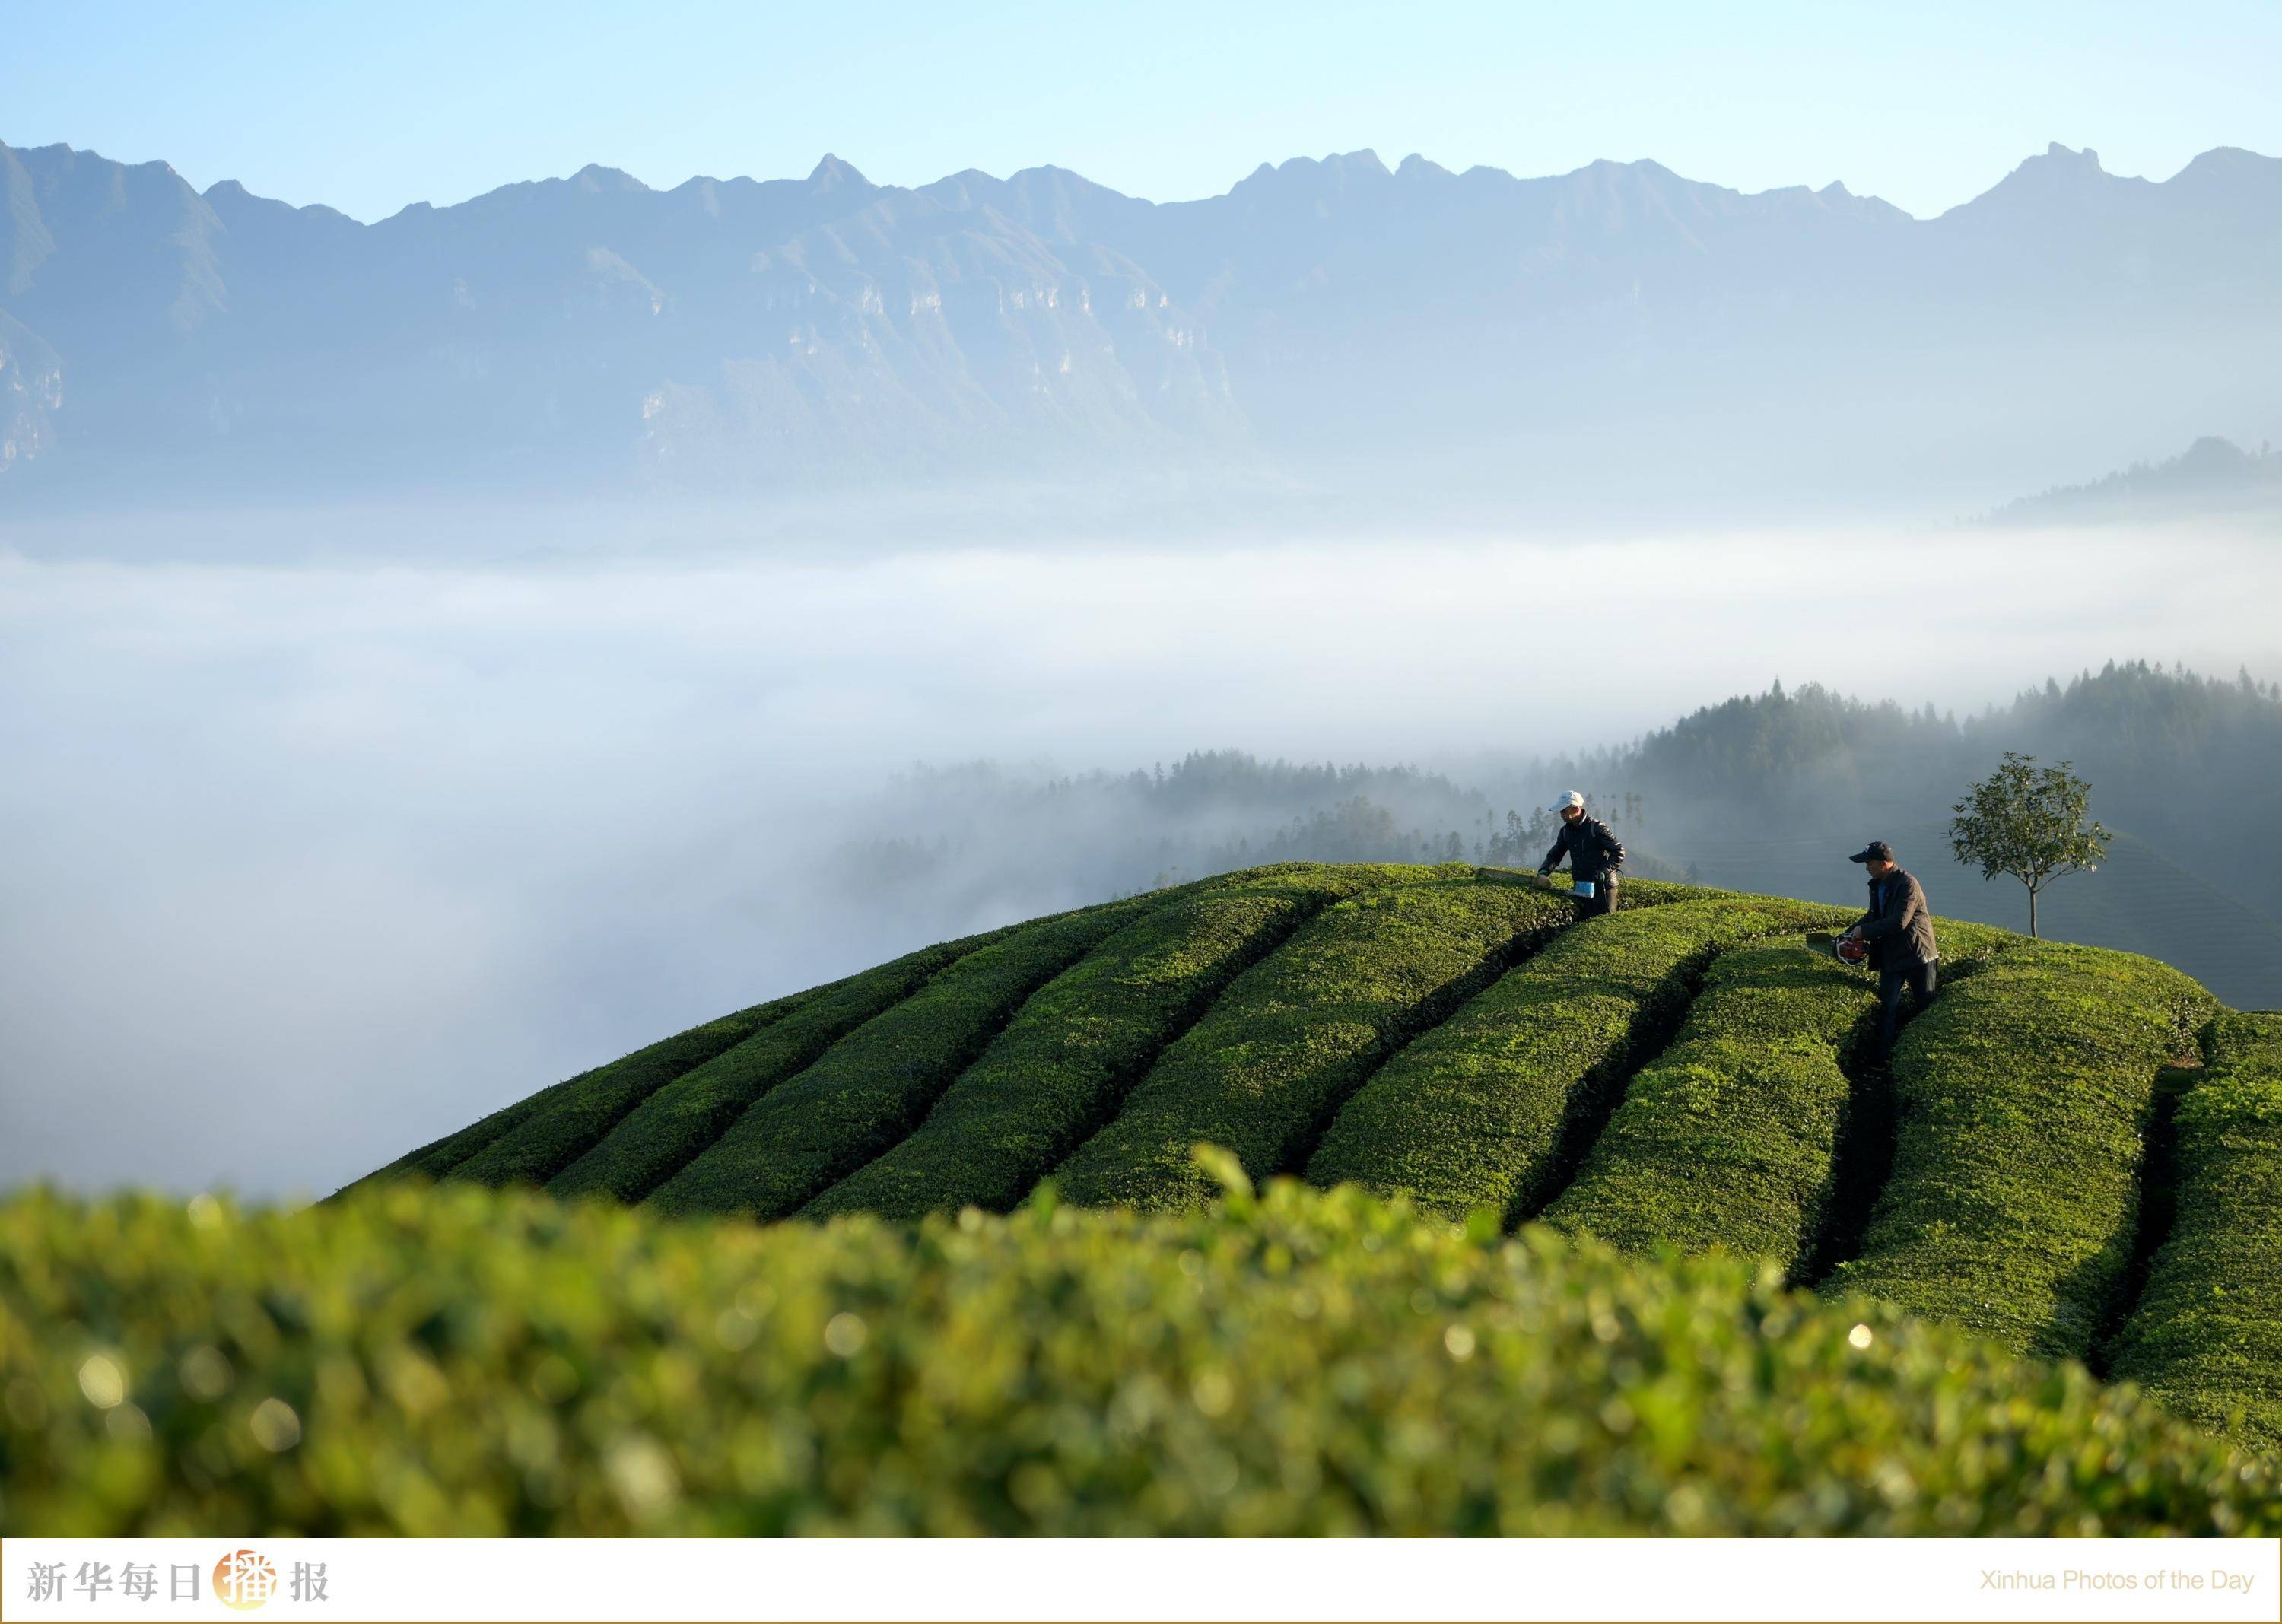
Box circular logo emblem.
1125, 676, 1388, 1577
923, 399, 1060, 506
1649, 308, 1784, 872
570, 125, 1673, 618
213, 1550, 278, 1611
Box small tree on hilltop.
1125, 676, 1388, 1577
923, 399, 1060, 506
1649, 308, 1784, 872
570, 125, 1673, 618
1948, 752, 2109, 939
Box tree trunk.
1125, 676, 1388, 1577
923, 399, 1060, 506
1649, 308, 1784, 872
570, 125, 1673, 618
2028, 884, 2040, 939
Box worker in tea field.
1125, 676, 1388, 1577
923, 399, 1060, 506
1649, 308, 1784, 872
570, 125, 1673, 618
1537, 791, 1626, 919
1840, 840, 1940, 1059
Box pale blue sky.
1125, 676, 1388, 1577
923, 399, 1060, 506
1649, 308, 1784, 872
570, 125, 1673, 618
5, 1, 2279, 221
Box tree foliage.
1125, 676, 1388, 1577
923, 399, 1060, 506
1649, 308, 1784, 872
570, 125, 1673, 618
1947, 752, 2109, 937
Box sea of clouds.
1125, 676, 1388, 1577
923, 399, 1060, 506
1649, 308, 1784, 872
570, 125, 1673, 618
3, 522, 2274, 1195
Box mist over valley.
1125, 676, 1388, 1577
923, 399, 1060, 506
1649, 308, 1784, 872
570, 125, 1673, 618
4, 526, 2274, 1196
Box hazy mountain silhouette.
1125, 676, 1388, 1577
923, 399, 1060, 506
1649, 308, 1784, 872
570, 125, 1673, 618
1986, 434, 2282, 525
4, 138, 2279, 518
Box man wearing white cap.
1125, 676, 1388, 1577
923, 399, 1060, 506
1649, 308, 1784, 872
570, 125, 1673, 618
1537, 791, 1626, 919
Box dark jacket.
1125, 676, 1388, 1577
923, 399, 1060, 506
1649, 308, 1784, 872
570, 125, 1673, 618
1540, 814, 1626, 882
1854, 866, 1938, 968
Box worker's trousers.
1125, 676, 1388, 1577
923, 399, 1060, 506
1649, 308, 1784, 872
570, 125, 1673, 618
1572, 876, 1618, 923
1876, 959, 1938, 1060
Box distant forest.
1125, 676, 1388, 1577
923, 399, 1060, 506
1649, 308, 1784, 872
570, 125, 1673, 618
815, 661, 2282, 1004
1594, 661, 2282, 1003
1623, 661, 2280, 879
835, 659, 2278, 885
1626, 660, 2276, 793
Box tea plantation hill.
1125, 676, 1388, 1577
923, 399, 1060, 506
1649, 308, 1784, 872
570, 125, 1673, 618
360, 862, 2282, 1454
10, 863, 2277, 1536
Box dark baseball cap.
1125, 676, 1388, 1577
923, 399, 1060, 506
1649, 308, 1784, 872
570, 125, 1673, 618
1848, 841, 1895, 863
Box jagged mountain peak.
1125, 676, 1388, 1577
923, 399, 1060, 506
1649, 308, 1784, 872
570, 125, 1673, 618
1985, 141, 2121, 194
569, 162, 648, 192
1235, 149, 1395, 189
1936, 139, 2144, 224
198, 178, 361, 234
807, 153, 869, 189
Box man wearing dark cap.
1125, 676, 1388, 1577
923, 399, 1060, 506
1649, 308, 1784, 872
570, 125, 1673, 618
1842, 840, 1939, 1060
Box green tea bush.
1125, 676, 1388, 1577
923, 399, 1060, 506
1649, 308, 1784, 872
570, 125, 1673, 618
1823, 942, 2217, 1359
808, 866, 1394, 1222
349, 986, 818, 1192
356, 1082, 563, 1189
3, 1178, 2273, 1536
1054, 872, 1572, 1210
1541, 940, 1879, 1273
2111, 1012, 2282, 1451
650, 901, 1157, 1221
443, 988, 876, 1192
542, 921, 1035, 1204
1308, 898, 1842, 1222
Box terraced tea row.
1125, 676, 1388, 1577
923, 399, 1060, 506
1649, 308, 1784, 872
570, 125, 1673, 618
807, 866, 1390, 1220
1308, 896, 1845, 1222
355, 982, 823, 1190
1821, 942, 2216, 1360
1539, 936, 1882, 1273
2110, 1012, 2282, 1450
452, 923, 1029, 1193
541, 923, 1067, 1203
1051, 874, 1576, 1209
650, 896, 1164, 1220
1537, 921, 2010, 1276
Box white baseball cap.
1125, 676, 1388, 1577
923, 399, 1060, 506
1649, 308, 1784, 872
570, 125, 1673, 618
1550, 790, 1585, 812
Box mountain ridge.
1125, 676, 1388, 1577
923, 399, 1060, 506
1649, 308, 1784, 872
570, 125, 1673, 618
5, 138, 2279, 514
1985, 434, 2282, 526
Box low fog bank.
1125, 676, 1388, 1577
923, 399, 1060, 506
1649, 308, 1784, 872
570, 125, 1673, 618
2, 524, 2277, 1197
10, 481, 2277, 570
0, 486, 1774, 569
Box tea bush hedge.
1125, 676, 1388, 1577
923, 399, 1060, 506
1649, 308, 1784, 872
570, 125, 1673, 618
1307, 898, 1842, 1222
450, 926, 1029, 1194
1823, 942, 2216, 1359
544, 920, 1038, 1204
4, 1178, 2274, 1536
1540, 940, 1880, 1273
354, 1082, 562, 1190
2111, 1012, 2282, 1451
650, 901, 1157, 1221
808, 866, 1394, 1221
348, 984, 819, 1193
1054, 872, 1572, 1210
